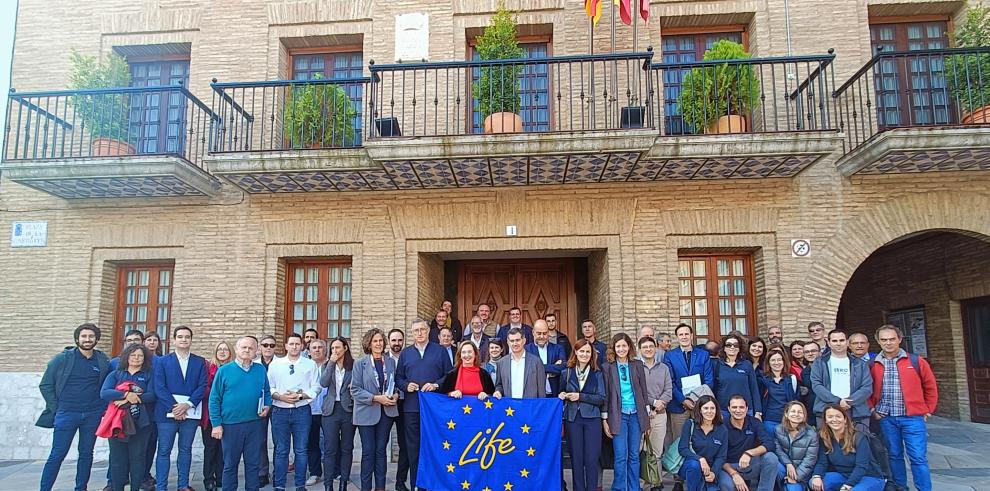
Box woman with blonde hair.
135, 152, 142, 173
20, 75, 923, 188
810, 404, 884, 491
773, 401, 818, 491
201, 340, 233, 491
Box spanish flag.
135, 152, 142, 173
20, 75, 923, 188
585, 0, 603, 25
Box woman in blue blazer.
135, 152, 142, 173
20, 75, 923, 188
558, 339, 606, 491
351, 328, 399, 491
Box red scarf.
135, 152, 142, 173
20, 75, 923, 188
454, 365, 484, 396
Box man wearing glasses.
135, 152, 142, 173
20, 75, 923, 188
807, 321, 829, 356
256, 335, 278, 487
267, 333, 321, 491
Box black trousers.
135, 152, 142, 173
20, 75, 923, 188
201, 423, 223, 488
259, 413, 271, 478
307, 414, 323, 478
394, 406, 409, 486
402, 412, 421, 489
109, 425, 152, 491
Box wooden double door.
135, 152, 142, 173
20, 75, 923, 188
457, 259, 578, 342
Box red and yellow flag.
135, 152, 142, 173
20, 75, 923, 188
585, 0, 603, 25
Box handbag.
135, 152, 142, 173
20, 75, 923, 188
640, 434, 662, 485
662, 419, 693, 473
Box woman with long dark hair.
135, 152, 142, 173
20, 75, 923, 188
810, 404, 885, 491
559, 339, 606, 491
439, 341, 495, 399
100, 344, 157, 491
714, 333, 762, 420
602, 333, 649, 491
320, 337, 355, 491
201, 340, 232, 491
351, 328, 399, 491
678, 394, 726, 491
789, 341, 806, 381
143, 332, 163, 356
760, 350, 799, 435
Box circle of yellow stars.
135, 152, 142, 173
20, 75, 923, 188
443, 401, 539, 490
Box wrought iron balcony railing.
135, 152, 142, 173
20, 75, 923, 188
651, 52, 837, 136
210, 77, 371, 152
3, 84, 218, 168
833, 46, 990, 152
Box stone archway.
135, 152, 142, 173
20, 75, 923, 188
799, 191, 990, 324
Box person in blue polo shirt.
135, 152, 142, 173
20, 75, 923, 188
713, 333, 762, 420
39, 323, 111, 491
718, 395, 779, 491
678, 394, 727, 491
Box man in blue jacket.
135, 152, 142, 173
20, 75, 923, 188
395, 319, 453, 491
495, 306, 534, 344
526, 320, 566, 396
153, 325, 208, 491
663, 323, 714, 449
39, 323, 111, 491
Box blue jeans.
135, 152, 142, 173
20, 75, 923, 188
40, 408, 102, 491
717, 454, 779, 491
764, 420, 780, 437
879, 415, 932, 491
678, 459, 718, 491
822, 472, 885, 491
322, 405, 355, 484
222, 419, 263, 491
272, 406, 311, 490
777, 463, 806, 491
155, 418, 199, 491
358, 411, 394, 491
611, 412, 641, 491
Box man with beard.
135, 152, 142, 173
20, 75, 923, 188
387, 328, 410, 491
39, 323, 111, 491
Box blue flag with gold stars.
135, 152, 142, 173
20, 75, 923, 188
417, 391, 563, 491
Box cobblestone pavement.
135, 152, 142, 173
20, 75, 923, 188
3, 417, 988, 491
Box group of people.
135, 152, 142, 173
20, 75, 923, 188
38, 300, 938, 491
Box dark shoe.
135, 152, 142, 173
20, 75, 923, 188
178, 487, 197, 491
259, 475, 271, 488
671, 482, 683, 491
395, 483, 409, 491
650, 486, 664, 491
141, 477, 156, 491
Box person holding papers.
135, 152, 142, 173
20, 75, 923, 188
351, 328, 399, 491
153, 326, 208, 491
200, 341, 233, 491
663, 323, 715, 456
268, 332, 322, 491
209, 336, 272, 491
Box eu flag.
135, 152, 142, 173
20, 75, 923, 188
417, 392, 563, 491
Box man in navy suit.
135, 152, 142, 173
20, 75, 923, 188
663, 323, 714, 451
395, 319, 453, 491
526, 320, 566, 396
153, 326, 208, 491
496, 306, 534, 344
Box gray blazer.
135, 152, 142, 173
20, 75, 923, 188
493, 352, 547, 399
351, 355, 399, 426
319, 362, 353, 416
809, 353, 872, 419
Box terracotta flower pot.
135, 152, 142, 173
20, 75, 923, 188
961, 105, 990, 124
705, 114, 748, 134
483, 112, 524, 134
91, 138, 136, 157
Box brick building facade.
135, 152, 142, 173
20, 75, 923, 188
2, 0, 989, 459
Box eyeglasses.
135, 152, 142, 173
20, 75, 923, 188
808, 327, 824, 333
289, 364, 295, 375
261, 343, 276, 348
724, 343, 740, 348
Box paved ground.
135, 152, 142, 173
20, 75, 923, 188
5, 417, 989, 491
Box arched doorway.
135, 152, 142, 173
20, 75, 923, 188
835, 230, 990, 422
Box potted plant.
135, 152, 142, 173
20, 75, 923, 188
68, 51, 134, 156
947, 5, 990, 124
677, 40, 762, 134
284, 76, 358, 149
472, 3, 525, 134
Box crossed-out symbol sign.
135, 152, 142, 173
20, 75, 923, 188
791, 239, 811, 257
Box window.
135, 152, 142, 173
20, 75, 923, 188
678, 254, 756, 343
870, 20, 951, 127
129, 60, 190, 154
286, 260, 353, 339
661, 29, 745, 134
114, 264, 174, 354
470, 41, 551, 133
290, 50, 364, 146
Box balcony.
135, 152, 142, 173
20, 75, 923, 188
1, 85, 221, 198
833, 47, 990, 176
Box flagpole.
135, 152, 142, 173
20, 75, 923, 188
633, 0, 639, 52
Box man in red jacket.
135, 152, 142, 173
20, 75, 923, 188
869, 324, 938, 491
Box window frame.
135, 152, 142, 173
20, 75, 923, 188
466, 34, 554, 134
286, 46, 365, 147
127, 57, 191, 155
283, 258, 354, 341
113, 262, 175, 355
677, 253, 757, 343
